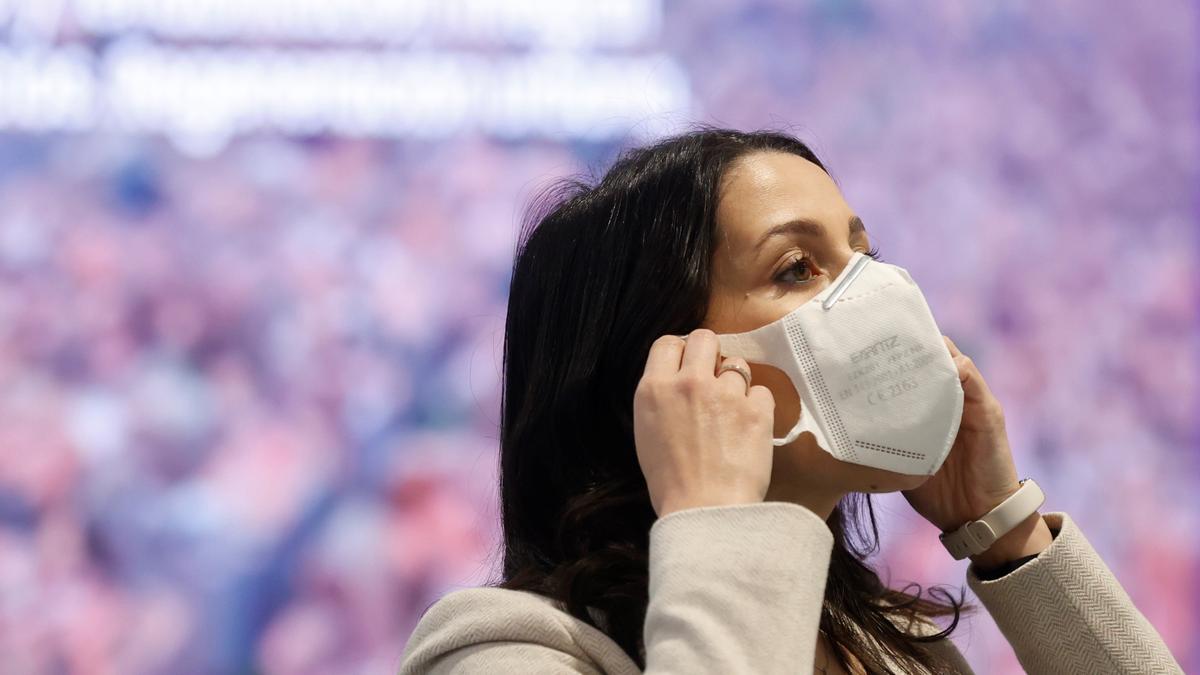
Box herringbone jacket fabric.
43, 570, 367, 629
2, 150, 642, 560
399, 502, 1182, 674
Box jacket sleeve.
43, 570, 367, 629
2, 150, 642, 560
642, 501, 834, 673
965, 511, 1183, 674
418, 641, 606, 675
399, 500, 835, 674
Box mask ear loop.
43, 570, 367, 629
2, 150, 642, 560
714, 328, 821, 448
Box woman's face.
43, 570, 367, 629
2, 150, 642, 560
703, 150, 928, 498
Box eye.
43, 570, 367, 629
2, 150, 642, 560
775, 254, 816, 285
864, 245, 884, 262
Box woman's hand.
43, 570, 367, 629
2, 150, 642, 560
901, 335, 1052, 566
633, 329, 776, 518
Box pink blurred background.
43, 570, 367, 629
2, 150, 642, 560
0, 1, 1195, 673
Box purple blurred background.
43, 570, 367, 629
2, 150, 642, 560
0, 1, 1196, 673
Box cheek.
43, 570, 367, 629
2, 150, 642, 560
746, 363, 802, 437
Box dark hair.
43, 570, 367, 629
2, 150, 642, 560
491, 125, 976, 674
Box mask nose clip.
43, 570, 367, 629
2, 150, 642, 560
821, 252, 873, 310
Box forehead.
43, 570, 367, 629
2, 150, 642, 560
716, 151, 848, 248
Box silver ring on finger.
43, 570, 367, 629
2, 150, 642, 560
716, 361, 752, 394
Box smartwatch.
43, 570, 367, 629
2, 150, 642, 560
939, 478, 1045, 560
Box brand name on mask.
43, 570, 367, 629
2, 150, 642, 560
838, 341, 938, 405
849, 335, 901, 364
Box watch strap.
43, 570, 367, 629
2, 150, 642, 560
939, 478, 1045, 560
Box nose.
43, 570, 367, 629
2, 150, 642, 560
832, 251, 857, 277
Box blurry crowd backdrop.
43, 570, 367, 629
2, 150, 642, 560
0, 0, 1196, 673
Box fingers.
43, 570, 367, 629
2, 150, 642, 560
715, 356, 751, 394
943, 335, 1003, 413
943, 335, 972, 384
746, 383, 775, 417
943, 334, 961, 357
644, 334, 686, 378
951, 353, 972, 384
680, 328, 720, 375
943, 335, 972, 382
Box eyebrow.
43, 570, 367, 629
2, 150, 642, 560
754, 214, 866, 252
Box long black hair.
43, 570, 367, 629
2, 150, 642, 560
493, 125, 976, 674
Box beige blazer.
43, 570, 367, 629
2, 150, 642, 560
399, 502, 1182, 674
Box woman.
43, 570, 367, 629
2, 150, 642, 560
400, 128, 1181, 673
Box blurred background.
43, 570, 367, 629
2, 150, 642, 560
0, 0, 1195, 673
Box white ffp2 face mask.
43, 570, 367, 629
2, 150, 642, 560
708, 251, 963, 476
